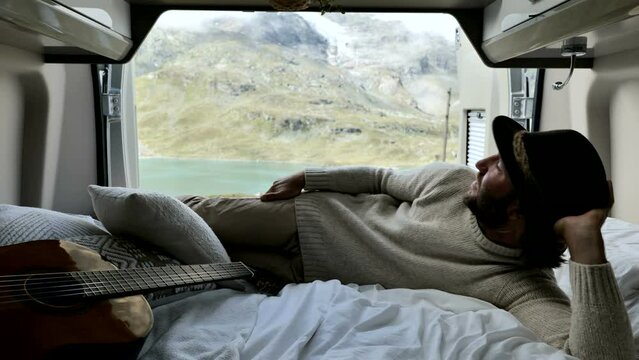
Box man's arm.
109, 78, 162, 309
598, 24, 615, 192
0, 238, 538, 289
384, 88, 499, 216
505, 262, 634, 359
554, 207, 634, 358
260, 167, 399, 202
260, 171, 306, 201
505, 207, 634, 359
261, 163, 470, 202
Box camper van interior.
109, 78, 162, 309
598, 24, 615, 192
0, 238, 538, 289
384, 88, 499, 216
2, 0, 639, 358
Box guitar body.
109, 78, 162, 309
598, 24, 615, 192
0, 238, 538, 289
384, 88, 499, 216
0, 240, 153, 360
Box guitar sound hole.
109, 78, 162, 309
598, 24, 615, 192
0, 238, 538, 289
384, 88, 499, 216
24, 273, 85, 308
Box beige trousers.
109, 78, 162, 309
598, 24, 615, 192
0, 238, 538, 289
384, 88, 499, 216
178, 196, 304, 283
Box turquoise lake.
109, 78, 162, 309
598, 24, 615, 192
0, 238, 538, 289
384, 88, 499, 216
139, 158, 320, 196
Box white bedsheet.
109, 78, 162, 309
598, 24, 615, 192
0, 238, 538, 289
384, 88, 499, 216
139, 217, 639, 360
138, 280, 574, 360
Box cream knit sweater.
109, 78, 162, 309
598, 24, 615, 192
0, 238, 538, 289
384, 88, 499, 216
294, 163, 634, 359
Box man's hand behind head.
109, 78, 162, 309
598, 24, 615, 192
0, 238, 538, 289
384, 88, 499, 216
553, 181, 614, 265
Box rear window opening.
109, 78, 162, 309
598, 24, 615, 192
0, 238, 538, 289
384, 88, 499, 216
131, 11, 461, 196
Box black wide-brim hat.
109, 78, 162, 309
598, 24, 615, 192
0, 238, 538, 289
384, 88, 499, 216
492, 116, 611, 225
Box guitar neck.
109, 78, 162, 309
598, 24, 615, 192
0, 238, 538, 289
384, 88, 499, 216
70, 262, 253, 299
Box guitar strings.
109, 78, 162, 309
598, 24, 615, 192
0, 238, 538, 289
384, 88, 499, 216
0, 267, 249, 291
0, 269, 250, 305
0, 263, 248, 287
0, 262, 249, 282
0, 263, 249, 285
0, 263, 250, 289
0, 275, 212, 302
0, 266, 250, 293
0, 264, 252, 305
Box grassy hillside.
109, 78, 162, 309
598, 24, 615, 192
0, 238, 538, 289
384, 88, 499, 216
134, 14, 460, 168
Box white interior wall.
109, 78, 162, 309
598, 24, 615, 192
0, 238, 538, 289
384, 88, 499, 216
0, 43, 97, 214
539, 69, 592, 132
599, 46, 639, 223
610, 81, 639, 223
487, 70, 510, 155
540, 47, 639, 223
459, 28, 639, 223
40, 65, 66, 210
456, 29, 509, 166
35, 63, 97, 214
0, 71, 23, 204
51, 64, 98, 214
0, 45, 40, 205
539, 68, 610, 178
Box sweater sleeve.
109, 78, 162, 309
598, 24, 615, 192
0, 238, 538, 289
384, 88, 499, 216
304, 163, 471, 202
502, 262, 634, 359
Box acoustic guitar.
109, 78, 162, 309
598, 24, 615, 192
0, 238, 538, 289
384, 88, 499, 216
0, 240, 253, 360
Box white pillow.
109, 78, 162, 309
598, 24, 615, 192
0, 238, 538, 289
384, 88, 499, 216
88, 185, 230, 265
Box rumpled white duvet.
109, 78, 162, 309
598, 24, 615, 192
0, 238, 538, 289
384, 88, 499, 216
138, 217, 639, 360
138, 280, 573, 360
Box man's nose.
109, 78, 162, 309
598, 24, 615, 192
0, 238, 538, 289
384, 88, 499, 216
475, 155, 497, 173
475, 157, 489, 172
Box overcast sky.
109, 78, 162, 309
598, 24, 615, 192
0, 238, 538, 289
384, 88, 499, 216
156, 11, 459, 42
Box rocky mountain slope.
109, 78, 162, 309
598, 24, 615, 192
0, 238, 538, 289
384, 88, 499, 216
134, 12, 460, 167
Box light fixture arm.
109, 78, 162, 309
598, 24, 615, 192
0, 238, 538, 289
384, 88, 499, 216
552, 36, 588, 91
552, 54, 577, 90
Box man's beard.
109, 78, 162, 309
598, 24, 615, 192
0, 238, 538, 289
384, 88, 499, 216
463, 191, 513, 228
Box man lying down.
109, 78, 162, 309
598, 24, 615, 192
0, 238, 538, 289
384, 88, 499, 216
179, 116, 634, 359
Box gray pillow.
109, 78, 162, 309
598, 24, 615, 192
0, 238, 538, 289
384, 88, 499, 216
0, 204, 108, 245
87, 185, 230, 265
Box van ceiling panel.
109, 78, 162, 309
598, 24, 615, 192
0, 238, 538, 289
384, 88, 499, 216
481, 0, 639, 63
57, 0, 132, 37
124, 0, 493, 9
3, 0, 639, 68
0, 0, 132, 61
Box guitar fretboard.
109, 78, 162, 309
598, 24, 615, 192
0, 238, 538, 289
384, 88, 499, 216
70, 262, 252, 298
